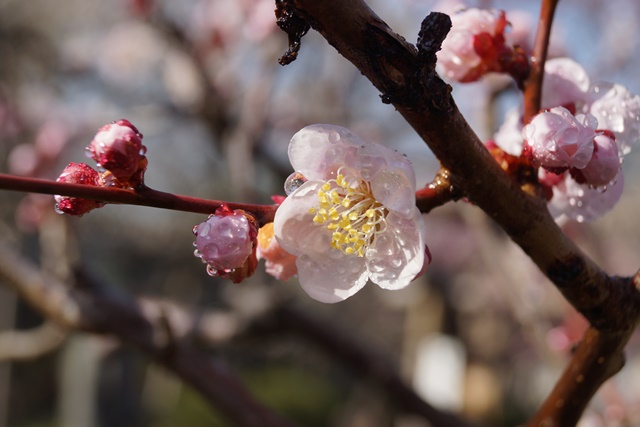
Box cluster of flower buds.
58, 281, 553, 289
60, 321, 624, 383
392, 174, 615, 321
523, 106, 621, 188
55, 120, 147, 216
489, 57, 639, 222
437, 8, 529, 83
193, 206, 259, 283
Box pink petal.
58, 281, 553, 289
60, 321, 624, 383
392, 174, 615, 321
542, 58, 590, 109
288, 124, 362, 181
273, 181, 327, 256
296, 250, 368, 303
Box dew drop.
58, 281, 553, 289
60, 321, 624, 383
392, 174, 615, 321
84, 148, 93, 159
576, 214, 585, 223
284, 171, 307, 195
206, 265, 218, 276
192, 225, 199, 235
194, 249, 202, 258
391, 258, 403, 268
54, 204, 64, 215
328, 131, 340, 144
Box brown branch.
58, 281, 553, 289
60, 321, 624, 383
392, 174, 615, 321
284, 1, 640, 424
0, 241, 296, 427
523, 0, 559, 122
415, 167, 462, 214
0, 173, 277, 226
526, 326, 629, 427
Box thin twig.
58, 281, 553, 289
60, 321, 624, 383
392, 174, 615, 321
0, 173, 277, 225
415, 167, 462, 214
523, 0, 559, 122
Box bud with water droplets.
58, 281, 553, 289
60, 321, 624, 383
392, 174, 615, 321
193, 206, 259, 283
54, 162, 105, 216
570, 131, 621, 187
87, 119, 147, 187
523, 106, 598, 171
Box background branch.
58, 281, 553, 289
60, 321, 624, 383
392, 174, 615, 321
0, 241, 296, 427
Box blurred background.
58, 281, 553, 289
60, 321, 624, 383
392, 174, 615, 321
1, 0, 640, 426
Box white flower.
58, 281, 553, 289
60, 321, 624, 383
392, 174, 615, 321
542, 58, 591, 110
494, 108, 524, 156
274, 125, 428, 303
549, 172, 624, 223
586, 83, 640, 155
543, 58, 640, 155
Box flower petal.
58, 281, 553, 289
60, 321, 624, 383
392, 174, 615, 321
542, 58, 590, 109
366, 209, 427, 290
370, 169, 416, 217
587, 83, 640, 156
273, 181, 326, 255
296, 250, 368, 303
549, 173, 624, 222
288, 124, 362, 180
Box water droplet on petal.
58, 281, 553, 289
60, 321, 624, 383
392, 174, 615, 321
54, 204, 64, 215
284, 171, 307, 195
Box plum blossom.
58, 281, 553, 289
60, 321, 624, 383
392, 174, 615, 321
548, 172, 624, 223
586, 83, 640, 155
193, 207, 259, 283
274, 125, 428, 303
543, 58, 640, 154
54, 163, 105, 216
523, 106, 597, 170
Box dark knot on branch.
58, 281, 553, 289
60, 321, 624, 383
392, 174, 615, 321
275, 0, 310, 65
417, 12, 452, 71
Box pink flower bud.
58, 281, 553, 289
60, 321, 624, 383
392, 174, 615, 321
438, 8, 502, 81
54, 163, 105, 216
571, 132, 621, 187
87, 119, 146, 183
193, 207, 258, 283
257, 223, 297, 281
523, 106, 597, 170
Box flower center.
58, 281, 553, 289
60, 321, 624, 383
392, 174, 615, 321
308, 169, 387, 257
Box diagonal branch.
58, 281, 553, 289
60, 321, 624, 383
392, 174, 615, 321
284, 1, 640, 424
